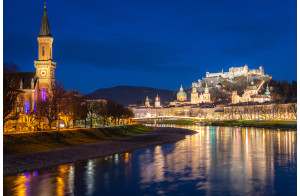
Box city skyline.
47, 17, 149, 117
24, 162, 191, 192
4, 0, 296, 93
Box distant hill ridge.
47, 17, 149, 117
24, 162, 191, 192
85, 86, 176, 106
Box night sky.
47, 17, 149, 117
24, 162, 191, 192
4, 0, 296, 94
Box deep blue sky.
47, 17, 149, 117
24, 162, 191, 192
4, 0, 296, 93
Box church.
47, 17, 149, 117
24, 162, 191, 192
231, 80, 271, 104
9, 5, 56, 120
169, 84, 211, 106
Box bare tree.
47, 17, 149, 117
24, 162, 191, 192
288, 103, 297, 120
3, 63, 22, 126
64, 90, 86, 128
85, 99, 101, 128
36, 81, 65, 129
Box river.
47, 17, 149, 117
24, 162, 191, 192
4, 125, 297, 196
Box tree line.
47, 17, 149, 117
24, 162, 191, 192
3, 63, 134, 131
224, 103, 297, 120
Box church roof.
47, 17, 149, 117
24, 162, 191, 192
10, 72, 37, 89
177, 91, 187, 97
39, 5, 51, 37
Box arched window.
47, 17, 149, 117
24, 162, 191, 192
25, 100, 30, 114
41, 88, 46, 101
34, 101, 37, 113
50, 47, 52, 58
42, 46, 45, 56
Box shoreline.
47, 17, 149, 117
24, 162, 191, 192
210, 120, 297, 130
138, 120, 297, 130
4, 127, 197, 176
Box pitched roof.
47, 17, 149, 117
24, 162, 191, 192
9, 72, 37, 89
39, 5, 51, 37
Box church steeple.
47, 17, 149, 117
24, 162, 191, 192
39, 4, 51, 37
265, 84, 270, 97
34, 4, 56, 100
180, 84, 183, 91
205, 82, 209, 93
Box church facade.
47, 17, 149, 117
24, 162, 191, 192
231, 81, 271, 104
7, 5, 56, 126
169, 84, 212, 106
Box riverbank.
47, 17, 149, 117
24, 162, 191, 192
4, 124, 152, 155
211, 120, 297, 130
4, 126, 196, 176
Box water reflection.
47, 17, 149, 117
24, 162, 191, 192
4, 126, 296, 196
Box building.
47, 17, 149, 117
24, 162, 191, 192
232, 80, 271, 104
206, 64, 264, 79
170, 84, 212, 106
191, 83, 211, 104
155, 95, 161, 108
224, 102, 297, 120
5, 5, 56, 130
177, 85, 187, 101
193, 65, 271, 88
145, 96, 150, 107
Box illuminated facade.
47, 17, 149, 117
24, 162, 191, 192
193, 65, 271, 88
145, 96, 150, 107
191, 83, 211, 104
205, 65, 265, 79
232, 80, 271, 104
170, 84, 211, 106
177, 85, 187, 101
224, 102, 297, 120
155, 95, 161, 108
5, 5, 56, 130
34, 4, 56, 100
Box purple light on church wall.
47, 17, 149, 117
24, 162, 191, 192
41, 88, 46, 101
25, 100, 30, 114
34, 101, 37, 113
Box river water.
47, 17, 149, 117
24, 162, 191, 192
4, 125, 297, 196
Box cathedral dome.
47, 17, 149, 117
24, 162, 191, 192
177, 91, 187, 97
177, 84, 187, 101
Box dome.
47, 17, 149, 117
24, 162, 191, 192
177, 91, 187, 97
177, 84, 187, 101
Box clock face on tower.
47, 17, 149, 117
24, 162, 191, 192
41, 70, 46, 77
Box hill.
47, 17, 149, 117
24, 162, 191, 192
85, 86, 176, 106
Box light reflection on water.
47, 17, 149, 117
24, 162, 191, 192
4, 126, 297, 196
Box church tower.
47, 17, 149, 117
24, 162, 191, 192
155, 95, 161, 108
145, 96, 150, 107
34, 4, 56, 100
203, 83, 211, 102
191, 87, 198, 104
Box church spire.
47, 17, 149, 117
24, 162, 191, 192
180, 84, 183, 91
39, 3, 51, 37
265, 84, 270, 97
205, 82, 209, 93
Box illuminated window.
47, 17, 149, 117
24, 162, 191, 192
25, 100, 30, 114
34, 101, 37, 113
42, 46, 45, 56
41, 88, 46, 101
